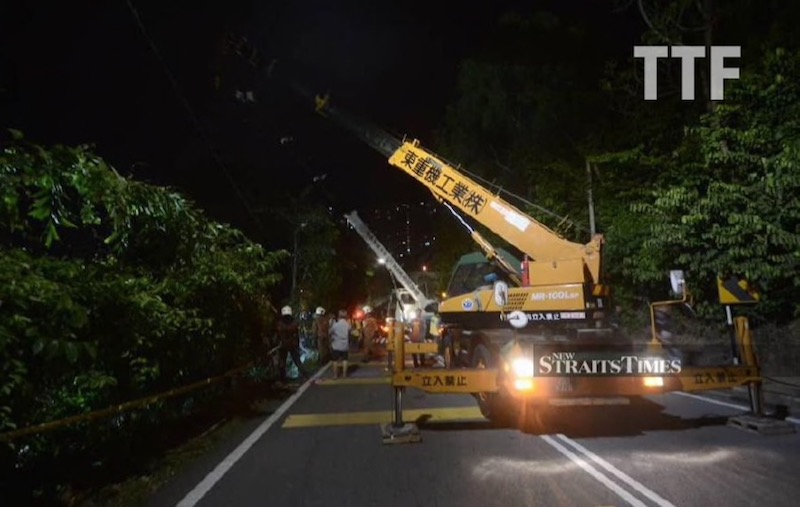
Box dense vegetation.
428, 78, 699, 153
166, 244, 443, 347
0, 136, 288, 503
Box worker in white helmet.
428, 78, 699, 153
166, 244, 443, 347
275, 305, 309, 383
311, 306, 331, 364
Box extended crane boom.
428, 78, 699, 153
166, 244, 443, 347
387, 139, 603, 288
308, 90, 603, 291
265, 62, 612, 334
344, 211, 434, 311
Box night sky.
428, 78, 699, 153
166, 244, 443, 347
1, 0, 639, 247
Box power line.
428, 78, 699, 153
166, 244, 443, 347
124, 0, 266, 237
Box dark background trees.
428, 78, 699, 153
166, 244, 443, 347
2, 0, 800, 503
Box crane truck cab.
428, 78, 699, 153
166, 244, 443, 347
387, 288, 420, 324
439, 249, 521, 366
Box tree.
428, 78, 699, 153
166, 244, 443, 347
294, 206, 342, 310
435, 6, 628, 242
627, 48, 800, 320
0, 136, 288, 503
592, 1, 800, 320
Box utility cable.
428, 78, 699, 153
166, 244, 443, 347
124, 0, 266, 238
764, 376, 800, 389
453, 163, 588, 233
442, 201, 475, 234
265, 59, 582, 233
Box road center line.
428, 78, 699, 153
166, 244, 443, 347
176, 363, 331, 507
671, 392, 800, 425
539, 435, 649, 507
555, 434, 677, 507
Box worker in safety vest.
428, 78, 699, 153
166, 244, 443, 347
429, 313, 441, 338
311, 306, 331, 365
350, 313, 363, 349
361, 305, 378, 362
275, 305, 310, 382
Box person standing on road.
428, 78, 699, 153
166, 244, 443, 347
350, 312, 362, 350
311, 306, 331, 365
329, 309, 351, 379
361, 305, 378, 363
276, 305, 310, 383
410, 308, 426, 368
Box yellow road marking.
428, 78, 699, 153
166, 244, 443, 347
282, 406, 485, 428
315, 377, 390, 386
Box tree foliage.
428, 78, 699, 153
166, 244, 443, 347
271, 181, 343, 312
294, 207, 342, 310
435, 9, 614, 240
627, 48, 800, 319
0, 138, 288, 502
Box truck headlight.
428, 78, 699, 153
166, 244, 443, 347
511, 357, 534, 378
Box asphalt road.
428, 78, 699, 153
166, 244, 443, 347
148, 359, 800, 507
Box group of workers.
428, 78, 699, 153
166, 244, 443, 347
274, 304, 385, 382
274, 301, 447, 384
312, 305, 384, 375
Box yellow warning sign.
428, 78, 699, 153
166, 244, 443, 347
717, 276, 759, 305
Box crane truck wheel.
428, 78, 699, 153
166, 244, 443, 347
471, 343, 517, 427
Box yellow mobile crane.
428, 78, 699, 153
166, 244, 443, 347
265, 63, 789, 442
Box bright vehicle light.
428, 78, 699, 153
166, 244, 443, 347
513, 378, 534, 391
511, 357, 534, 377
643, 376, 664, 387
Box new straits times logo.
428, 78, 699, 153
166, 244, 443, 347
536, 351, 682, 376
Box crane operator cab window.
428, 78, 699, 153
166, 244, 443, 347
398, 291, 415, 306
446, 251, 520, 298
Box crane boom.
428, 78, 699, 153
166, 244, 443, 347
317, 95, 603, 287
387, 140, 604, 287
344, 211, 432, 309
265, 62, 605, 290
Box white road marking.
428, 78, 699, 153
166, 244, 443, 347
176, 363, 331, 507
671, 391, 800, 425
671, 391, 746, 411
539, 435, 649, 507
556, 434, 677, 507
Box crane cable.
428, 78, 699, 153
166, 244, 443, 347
124, 0, 267, 238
